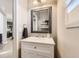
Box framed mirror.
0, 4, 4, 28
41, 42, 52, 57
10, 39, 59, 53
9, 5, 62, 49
31, 7, 52, 33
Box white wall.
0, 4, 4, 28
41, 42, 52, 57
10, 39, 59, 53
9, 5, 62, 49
17, 0, 27, 40
57, 0, 79, 58
0, 11, 7, 44
0, 0, 12, 19
0, 12, 4, 34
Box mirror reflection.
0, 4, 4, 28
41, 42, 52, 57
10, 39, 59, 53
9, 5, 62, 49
31, 7, 52, 33
0, 0, 13, 58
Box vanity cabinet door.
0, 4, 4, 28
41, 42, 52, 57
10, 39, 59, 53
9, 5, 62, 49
21, 42, 54, 58
21, 48, 52, 58
21, 48, 36, 58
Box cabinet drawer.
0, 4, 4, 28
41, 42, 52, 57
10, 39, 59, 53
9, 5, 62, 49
21, 48, 52, 58
21, 42, 54, 53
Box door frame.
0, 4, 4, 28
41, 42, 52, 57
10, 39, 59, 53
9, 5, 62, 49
13, 0, 19, 57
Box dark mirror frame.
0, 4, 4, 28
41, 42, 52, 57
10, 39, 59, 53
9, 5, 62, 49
31, 7, 52, 33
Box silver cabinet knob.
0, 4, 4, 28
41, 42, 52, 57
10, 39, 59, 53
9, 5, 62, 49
34, 46, 37, 49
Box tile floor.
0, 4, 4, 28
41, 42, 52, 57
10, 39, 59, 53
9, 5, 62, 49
0, 39, 13, 58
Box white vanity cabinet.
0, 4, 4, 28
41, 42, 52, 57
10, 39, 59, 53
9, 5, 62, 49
21, 37, 55, 58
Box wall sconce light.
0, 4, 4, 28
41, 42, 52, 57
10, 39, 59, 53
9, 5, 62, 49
41, 0, 47, 4
33, 0, 47, 6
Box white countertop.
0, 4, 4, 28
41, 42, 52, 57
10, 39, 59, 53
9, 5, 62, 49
21, 37, 55, 45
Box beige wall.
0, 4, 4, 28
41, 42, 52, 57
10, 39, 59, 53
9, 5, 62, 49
57, 0, 79, 58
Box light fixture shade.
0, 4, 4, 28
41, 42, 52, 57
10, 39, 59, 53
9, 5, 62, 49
33, 0, 40, 6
